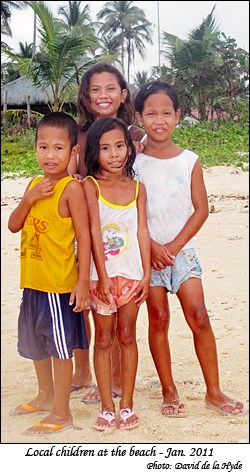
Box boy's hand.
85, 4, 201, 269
28, 178, 55, 202
134, 277, 150, 307
69, 283, 90, 312
151, 241, 175, 270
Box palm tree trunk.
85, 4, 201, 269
32, 11, 36, 56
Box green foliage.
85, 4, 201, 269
173, 121, 249, 169
1, 129, 42, 178
1, 121, 249, 179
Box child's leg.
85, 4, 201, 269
111, 331, 122, 395
177, 278, 244, 416
72, 310, 93, 390
10, 357, 54, 416
116, 299, 140, 428
147, 286, 186, 416
92, 310, 117, 429
23, 357, 74, 435
80, 335, 122, 403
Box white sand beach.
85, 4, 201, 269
1, 165, 249, 447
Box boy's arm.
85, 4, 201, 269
82, 178, 114, 304
67, 180, 91, 311
8, 178, 54, 233
134, 182, 151, 306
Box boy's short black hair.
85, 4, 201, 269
36, 112, 78, 149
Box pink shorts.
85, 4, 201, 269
89, 276, 140, 315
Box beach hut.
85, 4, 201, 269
1, 76, 53, 117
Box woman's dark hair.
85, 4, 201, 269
35, 112, 78, 149
134, 81, 180, 114
77, 62, 135, 130
85, 117, 136, 178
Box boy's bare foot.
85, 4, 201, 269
71, 383, 95, 394
71, 369, 92, 390
23, 414, 73, 435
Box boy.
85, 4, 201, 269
8, 112, 91, 435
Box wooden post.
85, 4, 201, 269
27, 95, 31, 128
3, 90, 7, 125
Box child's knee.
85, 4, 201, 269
150, 309, 170, 331
189, 306, 210, 332
117, 326, 136, 347
95, 331, 114, 351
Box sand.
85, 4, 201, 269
1, 166, 249, 463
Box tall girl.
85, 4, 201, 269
134, 81, 245, 418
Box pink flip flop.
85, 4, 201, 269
118, 408, 139, 430
205, 399, 245, 417
93, 411, 116, 431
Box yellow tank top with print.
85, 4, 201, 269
20, 176, 78, 293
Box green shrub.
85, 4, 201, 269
1, 120, 249, 179
174, 120, 249, 168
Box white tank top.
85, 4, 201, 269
89, 176, 144, 281
134, 149, 198, 250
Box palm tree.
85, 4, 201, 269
58, 1, 96, 37
2, 40, 33, 84
212, 34, 249, 121
97, 1, 153, 80
124, 17, 153, 83
162, 6, 249, 120
162, 6, 222, 120
132, 70, 154, 88
1, 1, 26, 37
17, 41, 33, 58
57, 1, 101, 84
21, 1, 99, 110
95, 33, 121, 64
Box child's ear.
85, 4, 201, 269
135, 111, 142, 127
71, 144, 80, 160
176, 109, 181, 124
121, 88, 128, 104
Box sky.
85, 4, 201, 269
3, 1, 249, 79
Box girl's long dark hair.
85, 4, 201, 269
85, 117, 136, 178
77, 62, 135, 130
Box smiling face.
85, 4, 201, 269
136, 91, 181, 143
89, 72, 128, 119
36, 126, 76, 179
98, 127, 129, 175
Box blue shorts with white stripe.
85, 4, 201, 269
17, 288, 88, 360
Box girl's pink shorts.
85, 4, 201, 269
89, 276, 140, 315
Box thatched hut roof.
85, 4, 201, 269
1, 76, 53, 107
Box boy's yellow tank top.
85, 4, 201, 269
20, 176, 78, 293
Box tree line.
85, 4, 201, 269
1, 1, 249, 121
